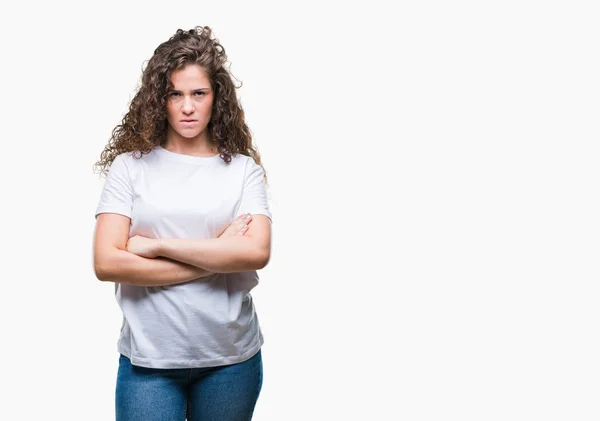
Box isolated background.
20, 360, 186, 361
0, 1, 598, 420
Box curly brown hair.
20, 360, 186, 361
94, 26, 267, 183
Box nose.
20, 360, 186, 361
181, 96, 195, 114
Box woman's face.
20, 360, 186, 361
165, 64, 214, 141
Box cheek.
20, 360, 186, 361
201, 99, 214, 118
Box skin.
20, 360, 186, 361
164, 64, 218, 156
126, 213, 252, 259
125, 212, 271, 274
93, 213, 254, 286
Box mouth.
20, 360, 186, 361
181, 120, 198, 123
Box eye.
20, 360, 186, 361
168, 92, 181, 97
194, 91, 206, 96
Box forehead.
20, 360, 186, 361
170, 64, 210, 88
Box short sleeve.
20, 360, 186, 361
235, 157, 272, 222
94, 153, 134, 219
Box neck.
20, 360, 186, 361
164, 127, 217, 156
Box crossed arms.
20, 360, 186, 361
93, 212, 271, 287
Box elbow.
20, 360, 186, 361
93, 264, 106, 281
255, 249, 271, 270
93, 261, 111, 282
93, 254, 116, 282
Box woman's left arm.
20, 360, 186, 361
154, 214, 271, 273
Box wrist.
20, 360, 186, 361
155, 238, 168, 257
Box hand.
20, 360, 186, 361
126, 235, 160, 258
218, 213, 253, 238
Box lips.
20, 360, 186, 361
181, 120, 197, 123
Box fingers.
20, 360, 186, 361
236, 213, 252, 234
236, 213, 252, 224
218, 214, 252, 238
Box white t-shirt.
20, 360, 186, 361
95, 145, 272, 369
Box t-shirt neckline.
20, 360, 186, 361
156, 145, 221, 164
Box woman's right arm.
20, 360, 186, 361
93, 213, 213, 287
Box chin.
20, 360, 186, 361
182, 132, 201, 139
177, 129, 203, 138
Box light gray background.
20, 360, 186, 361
0, 1, 598, 420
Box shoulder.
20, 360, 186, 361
230, 152, 252, 163
112, 150, 135, 164
237, 154, 265, 178
224, 152, 256, 171
108, 150, 153, 181
114, 149, 157, 167
231, 153, 259, 168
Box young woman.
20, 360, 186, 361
92, 26, 272, 421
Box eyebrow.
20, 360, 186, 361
169, 88, 210, 93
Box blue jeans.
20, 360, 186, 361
115, 349, 263, 421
